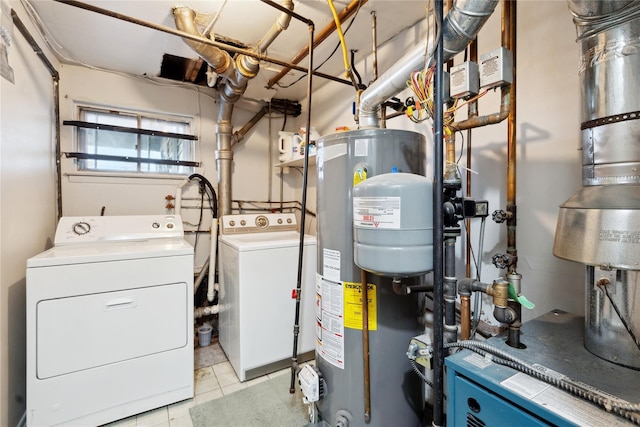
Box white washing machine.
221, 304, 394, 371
218, 213, 317, 381
26, 215, 194, 427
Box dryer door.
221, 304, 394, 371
36, 282, 188, 379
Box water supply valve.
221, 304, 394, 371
491, 209, 511, 223
492, 253, 514, 269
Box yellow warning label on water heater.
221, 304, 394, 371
343, 282, 377, 330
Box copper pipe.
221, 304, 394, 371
505, 0, 517, 270
461, 295, 471, 340
362, 269, 371, 423
267, 0, 367, 88
449, 88, 510, 132
52, 0, 351, 87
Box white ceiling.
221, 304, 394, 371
25, 0, 428, 101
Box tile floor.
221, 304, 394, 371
103, 340, 308, 427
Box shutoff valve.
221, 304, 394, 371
492, 209, 511, 223
492, 253, 514, 269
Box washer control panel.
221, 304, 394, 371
221, 213, 297, 234
54, 215, 184, 245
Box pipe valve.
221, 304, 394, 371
492, 252, 515, 269
491, 209, 512, 223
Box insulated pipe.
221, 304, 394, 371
432, 1, 446, 425
172, 7, 231, 73
208, 218, 218, 302
174, 178, 190, 214
358, 0, 499, 128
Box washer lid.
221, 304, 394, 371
220, 231, 316, 251
27, 238, 193, 268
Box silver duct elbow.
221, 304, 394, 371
442, 0, 499, 58
255, 0, 294, 54
359, 0, 498, 128
172, 7, 231, 74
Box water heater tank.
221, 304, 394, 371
353, 172, 433, 277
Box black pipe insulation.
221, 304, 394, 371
432, 0, 446, 424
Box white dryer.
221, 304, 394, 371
218, 213, 317, 381
26, 215, 194, 427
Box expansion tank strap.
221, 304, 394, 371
581, 110, 640, 130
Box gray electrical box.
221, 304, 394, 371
479, 47, 513, 90
450, 61, 479, 99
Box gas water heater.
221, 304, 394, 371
314, 128, 429, 427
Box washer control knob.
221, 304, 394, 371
256, 215, 269, 229
287, 218, 292, 224
277, 218, 283, 224
166, 222, 174, 229
240, 220, 246, 226
72, 221, 91, 235
152, 222, 160, 229
229, 220, 235, 226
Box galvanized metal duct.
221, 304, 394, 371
554, 0, 640, 269
358, 0, 499, 128
554, 0, 640, 369
173, 1, 294, 216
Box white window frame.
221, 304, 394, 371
69, 106, 197, 176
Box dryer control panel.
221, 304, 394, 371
220, 213, 297, 234
54, 215, 184, 245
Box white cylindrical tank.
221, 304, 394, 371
353, 172, 433, 277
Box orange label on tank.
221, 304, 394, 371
343, 282, 377, 330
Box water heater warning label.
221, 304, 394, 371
344, 282, 377, 330
316, 274, 344, 369
353, 197, 401, 229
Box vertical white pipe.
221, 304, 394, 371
208, 218, 218, 302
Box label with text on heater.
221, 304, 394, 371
353, 197, 401, 229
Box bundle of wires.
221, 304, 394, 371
406, 66, 489, 131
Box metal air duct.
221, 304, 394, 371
358, 0, 499, 128
173, 1, 294, 216
554, 0, 640, 368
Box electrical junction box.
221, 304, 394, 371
479, 47, 513, 90
450, 61, 479, 99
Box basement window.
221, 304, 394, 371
65, 107, 198, 175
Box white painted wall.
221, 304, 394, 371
305, 1, 585, 323
0, 1, 59, 425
